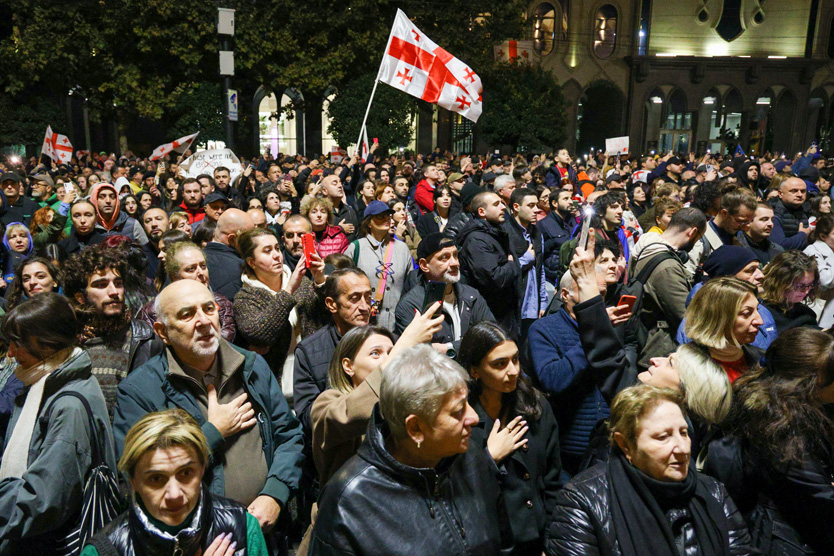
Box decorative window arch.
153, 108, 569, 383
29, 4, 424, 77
593, 5, 617, 59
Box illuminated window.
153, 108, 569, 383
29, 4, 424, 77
321, 91, 337, 156
593, 5, 617, 59
533, 3, 556, 55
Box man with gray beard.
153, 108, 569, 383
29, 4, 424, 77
113, 279, 304, 543
394, 233, 494, 357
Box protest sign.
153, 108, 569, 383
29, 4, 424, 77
180, 149, 241, 183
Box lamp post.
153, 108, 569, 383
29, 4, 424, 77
218, 8, 236, 149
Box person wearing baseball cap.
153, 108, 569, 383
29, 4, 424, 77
0, 172, 38, 226
344, 200, 415, 330
394, 232, 494, 356
676, 245, 776, 350
663, 156, 685, 185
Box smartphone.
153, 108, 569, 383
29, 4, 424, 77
64, 182, 75, 194
373, 137, 379, 145
618, 295, 637, 313
422, 281, 446, 311
494, 149, 500, 155
302, 233, 316, 268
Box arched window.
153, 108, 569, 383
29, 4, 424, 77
593, 5, 617, 59
321, 91, 337, 157
258, 93, 279, 157
533, 3, 556, 55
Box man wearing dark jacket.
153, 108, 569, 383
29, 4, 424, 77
114, 280, 303, 539
504, 188, 547, 337
293, 268, 372, 434
395, 233, 494, 354
769, 177, 810, 250
62, 243, 164, 420
539, 189, 578, 285
204, 208, 254, 300
458, 191, 522, 336
0, 172, 39, 226
444, 182, 481, 240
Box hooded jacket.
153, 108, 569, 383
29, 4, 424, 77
2, 222, 33, 283
458, 217, 522, 335
91, 183, 149, 245
309, 406, 514, 556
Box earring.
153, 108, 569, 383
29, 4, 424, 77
416, 440, 422, 449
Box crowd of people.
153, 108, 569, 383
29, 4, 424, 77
0, 141, 832, 555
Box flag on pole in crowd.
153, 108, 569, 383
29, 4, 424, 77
493, 40, 534, 63
378, 9, 483, 123
360, 126, 370, 163
41, 126, 73, 164
734, 145, 746, 157
150, 132, 199, 161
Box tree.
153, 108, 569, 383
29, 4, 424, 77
477, 62, 567, 151
167, 82, 226, 144
326, 73, 418, 150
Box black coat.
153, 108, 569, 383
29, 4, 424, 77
544, 460, 756, 556
706, 430, 834, 554
394, 279, 494, 351
458, 218, 522, 336
0, 196, 40, 226
293, 322, 341, 435
59, 229, 106, 254
417, 209, 451, 238
469, 397, 562, 547
538, 211, 574, 283
309, 406, 514, 556
503, 216, 544, 316
203, 241, 245, 300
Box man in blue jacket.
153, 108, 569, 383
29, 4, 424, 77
527, 266, 612, 476
113, 279, 303, 541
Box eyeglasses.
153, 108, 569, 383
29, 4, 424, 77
730, 213, 753, 227
790, 281, 816, 292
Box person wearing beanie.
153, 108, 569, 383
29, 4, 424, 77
799, 165, 822, 195
676, 245, 776, 350
443, 182, 482, 240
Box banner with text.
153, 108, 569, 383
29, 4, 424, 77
179, 149, 242, 183
605, 136, 629, 156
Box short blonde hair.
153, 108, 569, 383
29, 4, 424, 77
119, 409, 209, 478
168, 211, 190, 231
673, 343, 732, 424
684, 277, 758, 350
608, 384, 685, 447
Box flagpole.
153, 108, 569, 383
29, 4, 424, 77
174, 133, 200, 168
355, 78, 380, 154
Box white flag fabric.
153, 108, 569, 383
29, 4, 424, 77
494, 40, 534, 63
150, 132, 199, 161
378, 9, 483, 123
360, 126, 370, 163
41, 126, 73, 164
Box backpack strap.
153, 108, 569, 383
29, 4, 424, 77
633, 250, 677, 286
350, 239, 360, 266
43, 390, 105, 467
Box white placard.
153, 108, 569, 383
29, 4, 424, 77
180, 149, 242, 183
605, 136, 629, 156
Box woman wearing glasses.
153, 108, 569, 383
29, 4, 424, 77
760, 250, 821, 335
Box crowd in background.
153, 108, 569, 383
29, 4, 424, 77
0, 140, 832, 555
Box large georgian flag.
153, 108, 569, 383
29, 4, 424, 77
150, 132, 199, 161
41, 126, 73, 164
379, 9, 483, 123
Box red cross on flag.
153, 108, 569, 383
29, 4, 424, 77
494, 40, 534, 63
379, 9, 483, 123
150, 132, 199, 161
41, 126, 74, 164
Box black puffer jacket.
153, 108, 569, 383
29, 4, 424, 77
309, 406, 514, 556
91, 491, 248, 556
545, 462, 756, 556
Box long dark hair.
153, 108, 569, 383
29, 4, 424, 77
456, 321, 544, 420
6, 256, 61, 311
728, 327, 834, 465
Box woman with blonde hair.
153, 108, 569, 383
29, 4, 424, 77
685, 276, 764, 382
81, 409, 268, 555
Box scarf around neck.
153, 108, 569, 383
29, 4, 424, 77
608, 447, 729, 556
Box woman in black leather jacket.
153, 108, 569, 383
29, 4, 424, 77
546, 384, 756, 556
713, 327, 834, 555
83, 409, 268, 556
457, 321, 562, 554
309, 344, 513, 556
